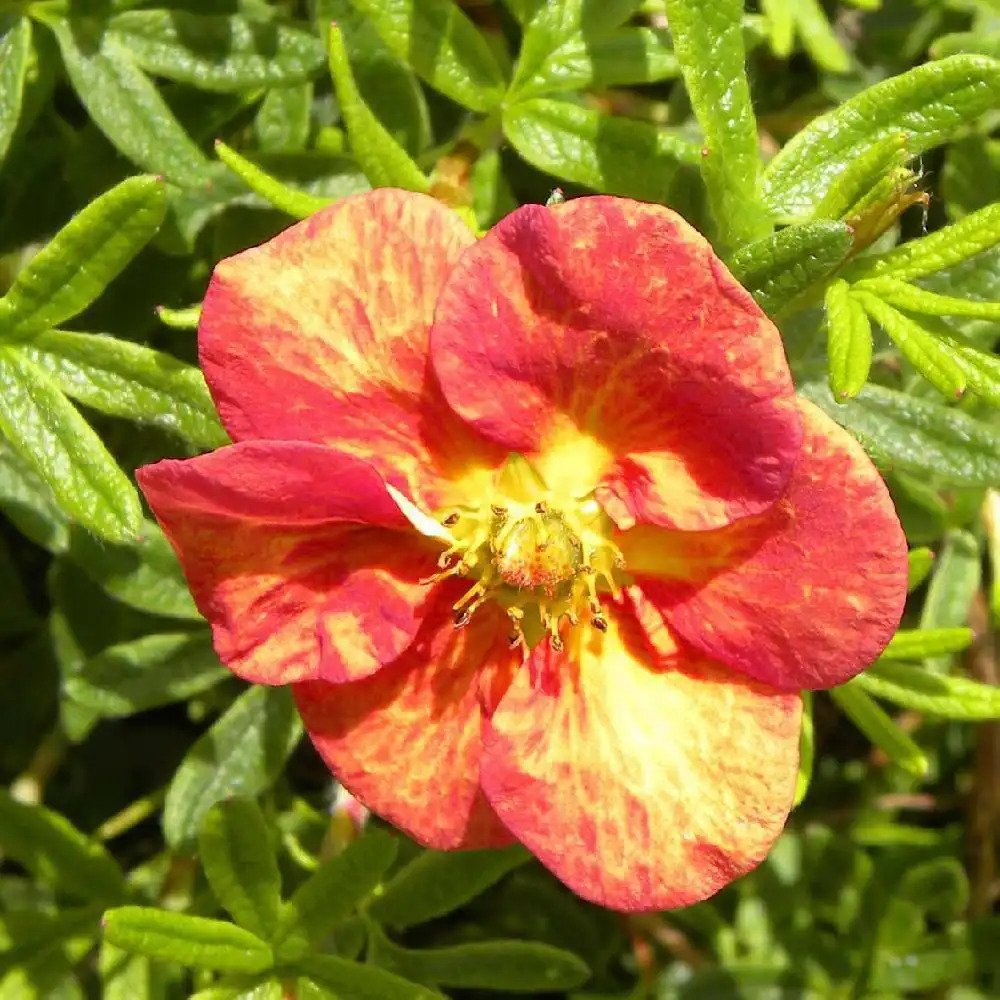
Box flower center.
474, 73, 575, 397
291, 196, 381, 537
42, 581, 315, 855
426, 455, 624, 650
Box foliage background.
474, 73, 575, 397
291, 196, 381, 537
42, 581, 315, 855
2, 0, 1000, 996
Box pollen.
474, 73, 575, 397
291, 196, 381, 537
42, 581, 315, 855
404, 454, 625, 651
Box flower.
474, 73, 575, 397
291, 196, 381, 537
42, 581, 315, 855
137, 189, 908, 911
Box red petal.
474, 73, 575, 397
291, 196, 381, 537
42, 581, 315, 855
480, 610, 800, 911
137, 442, 437, 685
200, 188, 499, 508
626, 399, 908, 690
431, 196, 801, 529
295, 593, 518, 850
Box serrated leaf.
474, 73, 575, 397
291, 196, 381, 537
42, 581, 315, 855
0, 17, 31, 165
102, 907, 273, 973
763, 55, 1000, 219
108, 11, 325, 93
854, 292, 968, 398
215, 140, 331, 218
326, 24, 428, 193
0, 176, 165, 342
852, 203, 1000, 282
299, 955, 441, 1000
729, 220, 852, 317
67, 519, 200, 619
919, 530, 981, 673
22, 329, 227, 448
368, 922, 591, 992
792, 0, 850, 73
882, 627, 974, 660
799, 382, 1000, 487
50, 17, 210, 186
831, 682, 929, 777
825, 279, 872, 400
163, 686, 302, 849
370, 846, 530, 931
65, 632, 225, 717
662, 0, 770, 249
857, 661, 1000, 720
274, 830, 397, 959
199, 799, 282, 941
502, 97, 699, 202
0, 347, 142, 543
0, 790, 126, 901
347, 0, 507, 112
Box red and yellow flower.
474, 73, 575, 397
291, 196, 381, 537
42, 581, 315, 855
138, 189, 908, 911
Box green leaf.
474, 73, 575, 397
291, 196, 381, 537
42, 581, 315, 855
347, 0, 507, 112
792, 0, 850, 73
987, 490, 1000, 625
729, 220, 852, 317
513, 26, 678, 98
661, 0, 770, 249
0, 442, 69, 551
794, 691, 814, 807
932, 31, 1000, 61
825, 279, 873, 401
799, 382, 1000, 487
100, 942, 161, 1000
831, 682, 929, 777
882, 627, 975, 660
107, 11, 325, 93
326, 23, 428, 193
163, 686, 303, 849
857, 661, 1000, 720
0, 790, 126, 901
156, 304, 202, 330
851, 203, 1000, 282
199, 799, 282, 942
0, 903, 104, 981
64, 632, 226, 717
50, 18, 211, 186
370, 846, 530, 930
0, 347, 142, 543
274, 829, 398, 959
760, 0, 794, 58
368, 923, 591, 992
763, 56, 1000, 219
919, 530, 981, 673
856, 276, 1000, 320
0, 176, 166, 342
22, 329, 227, 448
299, 954, 441, 1000
0, 17, 31, 165
814, 133, 912, 222
908, 547, 935, 592
510, 0, 638, 98
67, 520, 200, 619
102, 907, 273, 973
502, 97, 699, 202
854, 292, 968, 398
254, 83, 312, 151
215, 140, 331, 218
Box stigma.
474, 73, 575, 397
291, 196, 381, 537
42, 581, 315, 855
393, 455, 624, 651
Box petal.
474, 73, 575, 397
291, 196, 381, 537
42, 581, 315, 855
480, 609, 800, 911
432, 196, 801, 530
137, 441, 438, 685
294, 591, 519, 850
200, 188, 499, 507
627, 398, 908, 691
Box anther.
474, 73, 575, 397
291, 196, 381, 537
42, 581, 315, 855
442, 512, 460, 526
508, 632, 523, 649
490, 504, 508, 519
454, 609, 472, 628
535, 501, 548, 514
592, 615, 608, 632
550, 634, 564, 652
